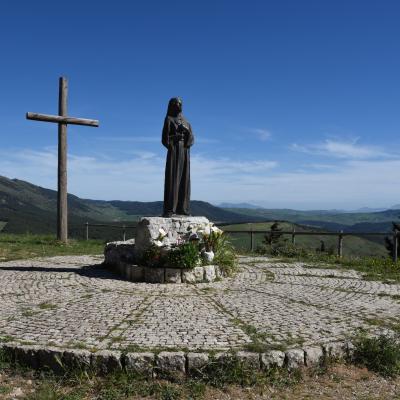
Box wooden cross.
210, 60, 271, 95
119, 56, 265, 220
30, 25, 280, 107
26, 77, 99, 243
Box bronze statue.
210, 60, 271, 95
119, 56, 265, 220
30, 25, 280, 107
162, 97, 194, 217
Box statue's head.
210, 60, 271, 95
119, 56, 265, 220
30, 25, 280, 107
167, 97, 182, 117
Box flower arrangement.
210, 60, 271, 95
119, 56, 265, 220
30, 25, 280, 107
197, 224, 223, 252
141, 223, 232, 270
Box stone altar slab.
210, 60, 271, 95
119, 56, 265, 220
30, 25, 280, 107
134, 216, 210, 257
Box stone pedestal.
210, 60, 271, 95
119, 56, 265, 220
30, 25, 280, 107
135, 216, 210, 257
103, 216, 222, 284
104, 239, 136, 275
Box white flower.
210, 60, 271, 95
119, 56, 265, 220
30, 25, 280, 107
204, 226, 211, 236
211, 226, 223, 234
154, 240, 163, 247
158, 228, 167, 238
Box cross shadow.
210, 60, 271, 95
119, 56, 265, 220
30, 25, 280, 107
0, 263, 125, 281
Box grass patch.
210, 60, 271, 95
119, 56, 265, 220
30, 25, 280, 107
364, 317, 400, 333
193, 355, 302, 389
0, 385, 11, 395
255, 249, 400, 283
312, 255, 400, 282
0, 233, 104, 262
0, 335, 15, 343
16, 363, 301, 400
353, 332, 400, 377
66, 341, 89, 350
38, 302, 57, 310
22, 308, 40, 317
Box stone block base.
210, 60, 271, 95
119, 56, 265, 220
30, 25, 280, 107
106, 261, 220, 284
135, 216, 211, 258
104, 215, 223, 284
0, 341, 353, 375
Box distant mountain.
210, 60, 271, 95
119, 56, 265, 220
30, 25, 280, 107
0, 175, 262, 235
350, 207, 387, 213
1, 174, 398, 238
221, 206, 400, 233
217, 202, 261, 209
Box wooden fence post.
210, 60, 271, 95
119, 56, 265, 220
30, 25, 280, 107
338, 230, 343, 258
85, 222, 89, 241
250, 230, 254, 252
393, 229, 398, 263
123, 225, 126, 241
292, 227, 296, 245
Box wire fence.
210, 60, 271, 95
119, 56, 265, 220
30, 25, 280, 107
82, 221, 399, 261
82, 222, 137, 242
222, 228, 398, 261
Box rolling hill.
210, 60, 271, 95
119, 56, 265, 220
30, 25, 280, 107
0, 174, 398, 255
222, 207, 400, 233
0, 175, 262, 236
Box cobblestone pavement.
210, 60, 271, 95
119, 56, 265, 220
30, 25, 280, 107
0, 255, 399, 352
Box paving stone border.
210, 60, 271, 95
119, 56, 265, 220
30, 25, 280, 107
0, 340, 354, 375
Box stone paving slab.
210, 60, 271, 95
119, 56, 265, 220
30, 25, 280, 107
0, 255, 399, 352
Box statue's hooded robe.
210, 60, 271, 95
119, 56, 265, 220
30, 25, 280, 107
162, 98, 194, 216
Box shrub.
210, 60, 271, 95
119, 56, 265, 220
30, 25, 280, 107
168, 242, 200, 269
258, 242, 310, 258
263, 221, 284, 246
141, 244, 165, 267
353, 333, 400, 377
213, 234, 237, 276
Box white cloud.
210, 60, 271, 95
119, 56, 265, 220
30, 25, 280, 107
250, 128, 271, 141
291, 138, 392, 159
1, 147, 399, 209
0, 148, 277, 202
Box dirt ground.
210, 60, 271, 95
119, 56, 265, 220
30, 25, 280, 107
0, 364, 400, 400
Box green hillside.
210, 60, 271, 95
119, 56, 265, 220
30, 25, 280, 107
0, 175, 261, 237
1, 174, 397, 256
222, 222, 389, 258
223, 207, 400, 233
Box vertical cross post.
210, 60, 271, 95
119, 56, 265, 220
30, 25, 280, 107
291, 226, 296, 245
58, 77, 68, 242
26, 77, 99, 243
393, 229, 398, 263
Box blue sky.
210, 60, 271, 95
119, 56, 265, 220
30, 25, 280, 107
0, 1, 399, 210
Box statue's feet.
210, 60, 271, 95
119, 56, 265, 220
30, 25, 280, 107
163, 212, 176, 218
176, 210, 191, 217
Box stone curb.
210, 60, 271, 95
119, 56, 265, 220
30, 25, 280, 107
0, 341, 354, 375
105, 263, 222, 284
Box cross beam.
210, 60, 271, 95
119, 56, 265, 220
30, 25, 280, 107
26, 77, 100, 243
26, 112, 99, 127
